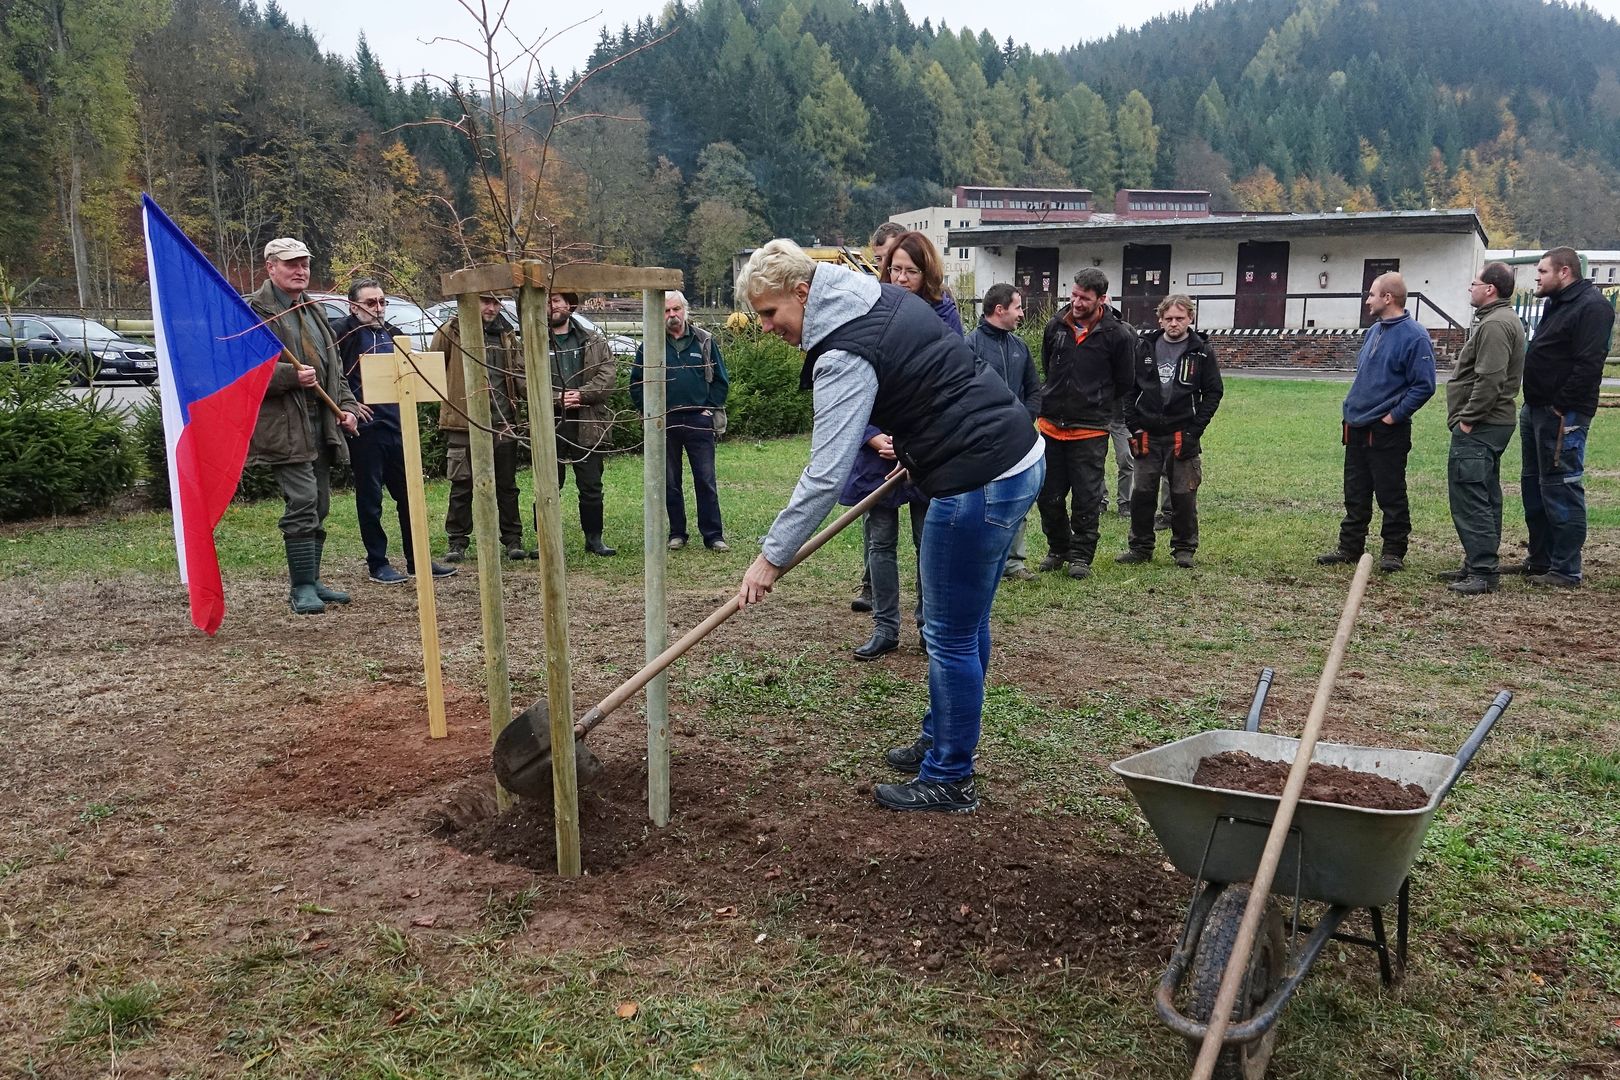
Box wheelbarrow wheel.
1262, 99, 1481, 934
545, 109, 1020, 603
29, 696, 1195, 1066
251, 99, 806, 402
1183, 884, 1285, 1080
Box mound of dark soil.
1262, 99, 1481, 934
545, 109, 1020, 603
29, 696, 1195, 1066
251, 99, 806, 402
452, 750, 1183, 977
1192, 751, 1428, 810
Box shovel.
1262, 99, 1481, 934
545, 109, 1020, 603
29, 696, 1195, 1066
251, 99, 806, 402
493, 472, 909, 800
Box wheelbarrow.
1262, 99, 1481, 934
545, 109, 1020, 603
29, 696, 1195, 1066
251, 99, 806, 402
1110, 668, 1512, 1079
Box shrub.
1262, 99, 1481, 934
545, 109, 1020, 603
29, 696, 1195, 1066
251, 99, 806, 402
714, 327, 813, 439
0, 361, 138, 520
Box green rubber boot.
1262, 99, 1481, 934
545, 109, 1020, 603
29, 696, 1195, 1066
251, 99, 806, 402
285, 537, 325, 615
312, 536, 351, 605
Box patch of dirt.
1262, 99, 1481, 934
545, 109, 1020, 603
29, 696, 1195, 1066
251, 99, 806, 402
451, 747, 1183, 976
1192, 750, 1429, 810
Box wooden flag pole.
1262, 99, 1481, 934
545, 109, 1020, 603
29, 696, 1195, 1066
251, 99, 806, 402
518, 271, 582, 878
360, 338, 450, 739
1189, 552, 1375, 1079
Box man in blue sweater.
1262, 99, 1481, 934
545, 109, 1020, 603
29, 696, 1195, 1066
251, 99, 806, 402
1317, 273, 1436, 572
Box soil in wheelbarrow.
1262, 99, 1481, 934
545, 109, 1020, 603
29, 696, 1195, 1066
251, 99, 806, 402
1193, 751, 1429, 810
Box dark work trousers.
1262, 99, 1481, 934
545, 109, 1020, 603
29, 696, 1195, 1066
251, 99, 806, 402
666, 411, 724, 544
348, 426, 412, 572
557, 448, 607, 539
272, 442, 335, 540
444, 430, 522, 548
1337, 420, 1413, 559
864, 495, 929, 640
1446, 423, 1514, 578
1520, 404, 1591, 581
1037, 433, 1109, 565
1128, 442, 1202, 555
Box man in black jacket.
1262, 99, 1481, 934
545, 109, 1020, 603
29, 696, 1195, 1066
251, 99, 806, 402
330, 279, 454, 583
966, 283, 1040, 579
1118, 295, 1223, 568
1035, 268, 1136, 579
1512, 247, 1614, 587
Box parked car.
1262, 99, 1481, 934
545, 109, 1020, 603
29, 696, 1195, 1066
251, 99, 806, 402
421, 300, 639, 357
0, 314, 159, 385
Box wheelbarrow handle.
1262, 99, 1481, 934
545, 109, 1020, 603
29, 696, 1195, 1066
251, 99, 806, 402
1244, 667, 1276, 732
1435, 690, 1513, 801
574, 472, 911, 739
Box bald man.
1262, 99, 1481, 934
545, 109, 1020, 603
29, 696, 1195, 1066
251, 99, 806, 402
632, 290, 731, 551
1318, 272, 1436, 572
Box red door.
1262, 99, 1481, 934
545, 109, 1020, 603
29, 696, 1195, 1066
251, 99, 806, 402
1122, 244, 1172, 327
1235, 242, 1290, 329
1360, 259, 1401, 327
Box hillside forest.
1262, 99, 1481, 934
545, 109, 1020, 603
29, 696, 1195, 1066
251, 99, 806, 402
5, 0, 1620, 310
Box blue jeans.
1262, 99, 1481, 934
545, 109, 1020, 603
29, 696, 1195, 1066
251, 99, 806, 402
1520, 404, 1590, 581
916, 457, 1045, 783
666, 410, 724, 544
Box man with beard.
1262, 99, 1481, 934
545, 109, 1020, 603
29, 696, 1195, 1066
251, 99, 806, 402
549, 291, 619, 556
632, 290, 730, 551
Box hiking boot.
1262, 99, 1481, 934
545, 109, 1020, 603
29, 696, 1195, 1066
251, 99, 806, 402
1003, 567, 1037, 582
1316, 549, 1357, 565
1433, 567, 1470, 583
1037, 554, 1066, 572
1173, 550, 1196, 569
850, 587, 873, 612
884, 736, 932, 773
1527, 571, 1580, 589
1499, 560, 1545, 576
853, 634, 899, 661
1115, 549, 1151, 564
1066, 561, 1091, 580
1378, 554, 1405, 573
585, 534, 617, 557
285, 537, 325, 616
1155, 513, 1172, 531
874, 777, 979, 813
407, 562, 458, 579
1447, 575, 1499, 595
505, 543, 529, 561
312, 538, 350, 604
667, 536, 687, 551
706, 539, 731, 553
369, 564, 409, 585
443, 545, 467, 564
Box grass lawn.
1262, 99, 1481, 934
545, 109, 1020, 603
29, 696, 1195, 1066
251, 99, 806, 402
1, 378, 1617, 1078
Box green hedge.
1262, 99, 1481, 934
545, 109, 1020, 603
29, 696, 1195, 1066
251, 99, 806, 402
0, 362, 138, 520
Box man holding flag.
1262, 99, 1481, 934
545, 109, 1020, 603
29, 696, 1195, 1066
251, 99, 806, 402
245, 237, 364, 615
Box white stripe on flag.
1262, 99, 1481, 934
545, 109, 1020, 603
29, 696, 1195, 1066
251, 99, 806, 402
143, 203, 191, 586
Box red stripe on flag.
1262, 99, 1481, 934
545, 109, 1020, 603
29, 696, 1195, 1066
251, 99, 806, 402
174, 358, 278, 634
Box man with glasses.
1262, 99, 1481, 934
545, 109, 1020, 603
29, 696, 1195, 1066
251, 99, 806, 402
331, 279, 456, 584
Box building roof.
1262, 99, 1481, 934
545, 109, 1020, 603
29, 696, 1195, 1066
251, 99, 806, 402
949, 208, 1489, 248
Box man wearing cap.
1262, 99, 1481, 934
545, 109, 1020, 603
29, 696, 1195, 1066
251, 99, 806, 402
434, 291, 527, 561
550, 290, 619, 556
246, 237, 364, 615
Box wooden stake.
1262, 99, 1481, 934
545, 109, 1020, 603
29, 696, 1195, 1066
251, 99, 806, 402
455, 292, 515, 811
1189, 553, 1375, 1080
518, 272, 582, 877
642, 288, 670, 828
360, 339, 450, 738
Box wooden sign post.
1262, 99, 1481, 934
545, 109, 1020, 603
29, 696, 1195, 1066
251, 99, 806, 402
360, 339, 450, 739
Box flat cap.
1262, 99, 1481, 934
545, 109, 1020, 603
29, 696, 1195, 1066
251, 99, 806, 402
263, 237, 312, 261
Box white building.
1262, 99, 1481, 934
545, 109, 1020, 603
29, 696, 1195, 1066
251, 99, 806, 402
1485, 248, 1620, 292
886, 205, 981, 288
950, 209, 1487, 330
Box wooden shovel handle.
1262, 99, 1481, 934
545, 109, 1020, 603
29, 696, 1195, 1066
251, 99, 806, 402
280, 349, 346, 421
576, 472, 910, 736
1190, 552, 1375, 1079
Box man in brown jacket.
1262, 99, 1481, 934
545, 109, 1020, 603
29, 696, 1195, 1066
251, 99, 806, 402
246, 237, 364, 615
550, 291, 619, 556
1438, 261, 1526, 595
435, 292, 527, 562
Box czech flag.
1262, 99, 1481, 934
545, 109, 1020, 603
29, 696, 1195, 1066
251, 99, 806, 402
142, 195, 283, 635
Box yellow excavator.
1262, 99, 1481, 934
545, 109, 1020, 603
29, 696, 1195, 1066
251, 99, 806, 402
728, 246, 880, 329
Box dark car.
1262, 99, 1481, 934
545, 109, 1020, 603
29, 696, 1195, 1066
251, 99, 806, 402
0, 314, 159, 385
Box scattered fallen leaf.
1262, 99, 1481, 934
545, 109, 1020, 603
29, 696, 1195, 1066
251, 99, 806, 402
754, 932, 767, 945
959, 904, 971, 917
389, 1007, 414, 1026
411, 915, 438, 928
714, 906, 739, 919
616, 1001, 639, 1019
402, 889, 420, 899
763, 867, 782, 880
268, 884, 287, 894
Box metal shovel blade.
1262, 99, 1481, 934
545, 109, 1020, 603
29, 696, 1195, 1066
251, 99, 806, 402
493, 699, 604, 801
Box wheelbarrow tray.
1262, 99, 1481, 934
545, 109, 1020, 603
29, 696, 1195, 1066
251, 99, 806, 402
1112, 730, 1457, 909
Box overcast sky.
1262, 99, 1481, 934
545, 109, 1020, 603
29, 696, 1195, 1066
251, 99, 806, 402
271, 0, 1620, 90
